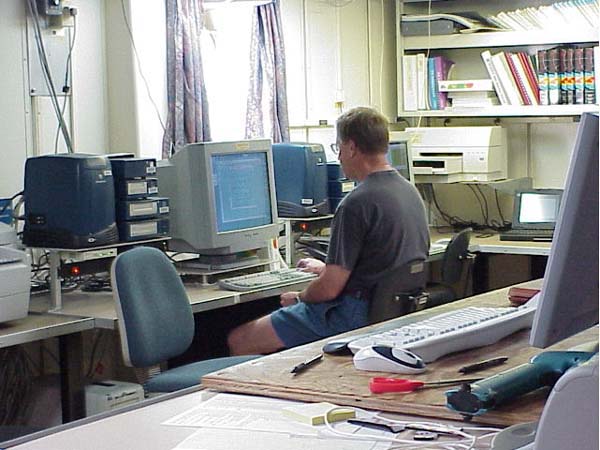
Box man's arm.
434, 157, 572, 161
280, 264, 351, 306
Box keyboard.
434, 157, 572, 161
499, 229, 554, 242
218, 268, 317, 292
348, 302, 537, 363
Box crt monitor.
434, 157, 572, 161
157, 139, 279, 257
388, 131, 415, 184
530, 112, 599, 348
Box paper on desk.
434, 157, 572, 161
163, 393, 321, 436
173, 427, 391, 450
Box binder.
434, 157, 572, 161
537, 50, 549, 105
481, 50, 510, 105
507, 53, 535, 105
427, 57, 439, 110
518, 52, 540, 104
574, 48, 585, 104
583, 47, 596, 104
402, 55, 418, 111
547, 48, 561, 105
435, 56, 454, 109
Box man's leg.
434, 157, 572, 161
227, 313, 285, 356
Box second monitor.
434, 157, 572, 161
157, 139, 280, 268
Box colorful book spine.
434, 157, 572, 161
434, 56, 454, 109
537, 50, 549, 105
506, 52, 532, 105
547, 48, 561, 105
559, 48, 568, 104
583, 47, 596, 104
520, 52, 541, 104
427, 57, 439, 110
574, 48, 585, 104
481, 50, 510, 105
566, 48, 575, 104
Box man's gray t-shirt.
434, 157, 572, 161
326, 170, 429, 293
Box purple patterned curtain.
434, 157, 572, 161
245, 1, 290, 143
163, 0, 211, 158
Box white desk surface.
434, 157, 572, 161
6, 388, 496, 450
430, 230, 551, 256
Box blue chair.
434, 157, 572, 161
111, 247, 259, 394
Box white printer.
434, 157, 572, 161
406, 126, 508, 183
0, 223, 30, 323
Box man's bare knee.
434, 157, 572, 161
227, 323, 251, 355
227, 315, 284, 356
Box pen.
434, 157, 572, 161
291, 353, 323, 374
459, 356, 509, 374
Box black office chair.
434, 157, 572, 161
425, 228, 475, 307
367, 260, 429, 325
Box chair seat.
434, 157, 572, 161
145, 355, 260, 393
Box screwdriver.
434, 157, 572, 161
369, 376, 484, 393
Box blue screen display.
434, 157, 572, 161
211, 152, 273, 233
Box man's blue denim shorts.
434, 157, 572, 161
270, 294, 368, 349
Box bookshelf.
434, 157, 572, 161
396, 0, 600, 118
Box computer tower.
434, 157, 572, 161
326, 162, 355, 211
272, 143, 330, 217
23, 154, 119, 248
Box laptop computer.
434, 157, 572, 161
499, 189, 563, 242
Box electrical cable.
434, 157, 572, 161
54, 14, 77, 154
26, 0, 74, 153
119, 0, 167, 134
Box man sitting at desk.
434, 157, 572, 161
228, 107, 429, 355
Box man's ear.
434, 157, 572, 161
348, 139, 358, 158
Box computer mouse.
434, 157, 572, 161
322, 333, 369, 355
353, 345, 426, 374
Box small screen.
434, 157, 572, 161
518, 193, 561, 223
388, 142, 411, 181
211, 152, 273, 233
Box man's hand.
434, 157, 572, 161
296, 258, 325, 275
280, 291, 300, 307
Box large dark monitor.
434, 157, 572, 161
530, 112, 599, 348
157, 140, 279, 260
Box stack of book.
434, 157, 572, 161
537, 46, 597, 105
439, 80, 500, 107
481, 50, 541, 105
486, 0, 598, 31
403, 54, 454, 111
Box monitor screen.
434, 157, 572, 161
516, 191, 562, 226
388, 132, 415, 184
530, 112, 599, 348
212, 152, 273, 233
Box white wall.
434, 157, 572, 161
0, 0, 109, 198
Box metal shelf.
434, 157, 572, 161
398, 104, 599, 118
403, 28, 599, 50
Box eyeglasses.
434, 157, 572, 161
330, 143, 340, 155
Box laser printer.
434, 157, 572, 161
0, 223, 30, 323
406, 126, 508, 183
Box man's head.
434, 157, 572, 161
335, 107, 390, 180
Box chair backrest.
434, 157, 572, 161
111, 247, 194, 368
368, 260, 428, 324
441, 228, 472, 285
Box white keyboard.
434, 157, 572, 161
218, 268, 317, 292
348, 303, 537, 363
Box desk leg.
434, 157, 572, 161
59, 333, 85, 422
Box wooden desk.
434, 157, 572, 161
201, 280, 598, 427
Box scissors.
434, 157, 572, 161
369, 376, 484, 393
